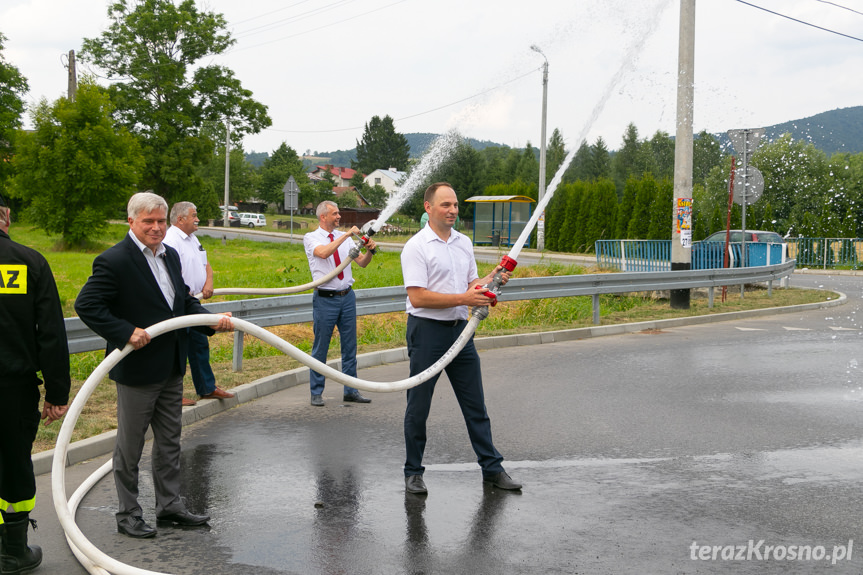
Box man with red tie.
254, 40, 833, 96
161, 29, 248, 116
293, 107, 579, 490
303, 200, 376, 407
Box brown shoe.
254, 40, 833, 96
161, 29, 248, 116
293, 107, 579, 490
200, 387, 235, 400
182, 397, 197, 407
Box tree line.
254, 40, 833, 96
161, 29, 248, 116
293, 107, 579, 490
400, 122, 863, 253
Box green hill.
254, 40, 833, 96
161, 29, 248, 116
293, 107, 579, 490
763, 106, 863, 155
717, 106, 863, 156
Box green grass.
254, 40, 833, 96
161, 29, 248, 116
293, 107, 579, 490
8, 222, 832, 452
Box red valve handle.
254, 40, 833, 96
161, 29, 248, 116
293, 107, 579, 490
475, 284, 497, 306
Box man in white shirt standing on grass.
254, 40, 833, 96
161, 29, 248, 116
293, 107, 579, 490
164, 201, 235, 405
303, 200, 376, 407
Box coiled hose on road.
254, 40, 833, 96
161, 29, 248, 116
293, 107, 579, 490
53, 230, 514, 574
52, 309, 485, 574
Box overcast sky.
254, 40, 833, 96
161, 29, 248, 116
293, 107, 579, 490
3, 0, 862, 158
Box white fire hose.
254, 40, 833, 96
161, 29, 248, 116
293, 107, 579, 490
52, 312, 482, 575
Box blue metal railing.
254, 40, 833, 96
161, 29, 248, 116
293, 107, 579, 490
596, 239, 786, 271
595, 240, 672, 271
785, 238, 863, 269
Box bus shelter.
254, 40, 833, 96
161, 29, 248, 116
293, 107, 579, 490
465, 195, 535, 247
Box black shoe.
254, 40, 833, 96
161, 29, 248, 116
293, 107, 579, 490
405, 475, 428, 494
117, 516, 157, 538
1, 514, 44, 573
311, 394, 325, 407
156, 510, 210, 526
483, 471, 522, 490
343, 392, 371, 403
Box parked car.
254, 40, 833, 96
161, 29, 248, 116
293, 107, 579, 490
240, 212, 267, 228
693, 229, 786, 269
702, 230, 786, 244
219, 206, 240, 227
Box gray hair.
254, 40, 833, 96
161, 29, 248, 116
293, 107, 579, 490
170, 201, 196, 225
128, 192, 168, 220
316, 200, 338, 218
0, 206, 9, 229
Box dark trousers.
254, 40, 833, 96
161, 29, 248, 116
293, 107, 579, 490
309, 289, 359, 396
114, 375, 186, 521
187, 328, 216, 396
0, 382, 40, 515
404, 315, 504, 478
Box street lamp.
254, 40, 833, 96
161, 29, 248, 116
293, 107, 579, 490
530, 44, 548, 252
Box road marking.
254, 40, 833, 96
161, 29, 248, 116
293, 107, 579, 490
735, 327, 767, 331
783, 327, 811, 331
829, 326, 858, 331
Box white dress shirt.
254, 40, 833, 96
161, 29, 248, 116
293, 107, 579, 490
303, 226, 354, 291
401, 224, 478, 321
163, 225, 208, 295
128, 230, 175, 307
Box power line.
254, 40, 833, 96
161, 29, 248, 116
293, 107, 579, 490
231, 0, 409, 52
814, 0, 863, 18
74, 0, 409, 81
263, 67, 540, 134
734, 0, 863, 42
231, 0, 359, 41
230, 0, 316, 27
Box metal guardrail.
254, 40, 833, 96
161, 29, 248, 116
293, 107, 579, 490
65, 259, 796, 356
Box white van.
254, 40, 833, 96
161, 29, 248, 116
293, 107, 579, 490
240, 213, 267, 228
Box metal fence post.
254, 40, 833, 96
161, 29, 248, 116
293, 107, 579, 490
233, 330, 244, 372
592, 294, 600, 325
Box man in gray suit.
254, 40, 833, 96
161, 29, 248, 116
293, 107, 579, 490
75, 192, 233, 538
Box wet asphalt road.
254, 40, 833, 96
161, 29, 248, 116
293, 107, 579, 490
33, 271, 863, 574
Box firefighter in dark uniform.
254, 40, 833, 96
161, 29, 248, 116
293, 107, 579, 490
0, 193, 71, 574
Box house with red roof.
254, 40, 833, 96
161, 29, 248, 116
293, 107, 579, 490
308, 164, 363, 188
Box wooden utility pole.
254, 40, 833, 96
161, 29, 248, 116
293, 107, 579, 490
670, 0, 695, 309
67, 50, 77, 101
224, 120, 231, 213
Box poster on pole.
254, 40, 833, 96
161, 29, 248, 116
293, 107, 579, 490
676, 198, 693, 248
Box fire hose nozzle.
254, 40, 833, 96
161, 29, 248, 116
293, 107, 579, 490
361, 220, 378, 237
359, 221, 378, 254
352, 231, 378, 255
488, 255, 517, 291
361, 237, 377, 255
499, 255, 518, 273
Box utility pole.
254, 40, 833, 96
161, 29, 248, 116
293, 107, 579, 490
670, 0, 695, 309
67, 50, 77, 101
224, 120, 231, 220
531, 45, 549, 252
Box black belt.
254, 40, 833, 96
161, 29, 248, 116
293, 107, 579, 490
411, 314, 463, 327
316, 287, 352, 297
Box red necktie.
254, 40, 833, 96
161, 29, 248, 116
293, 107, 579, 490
329, 233, 344, 280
